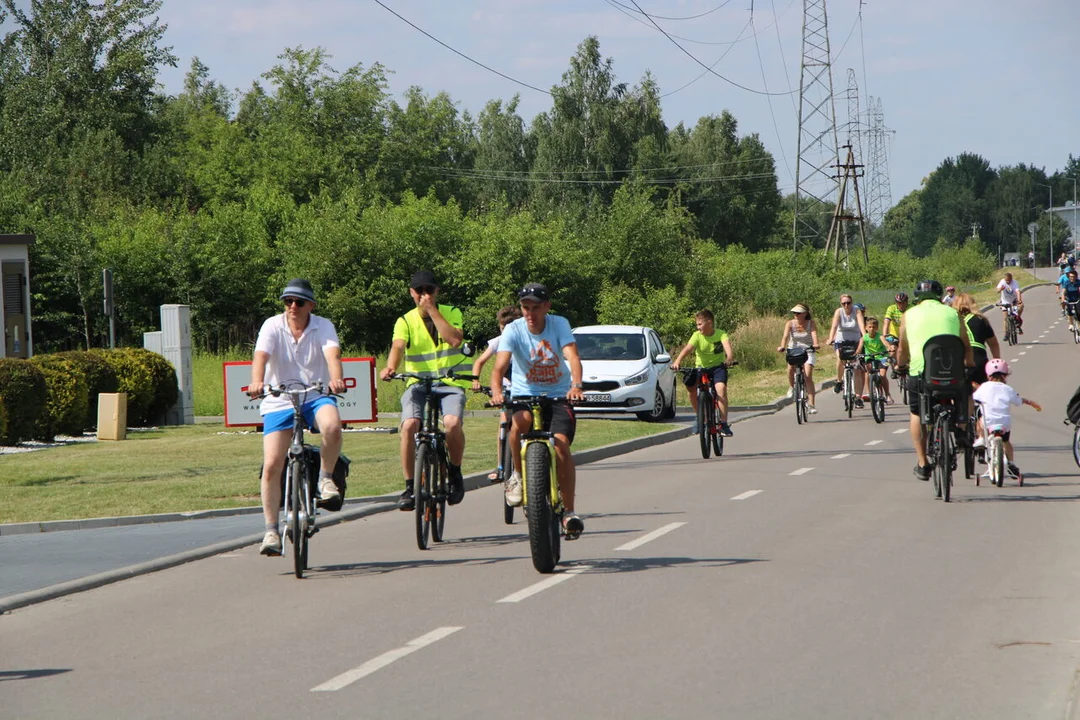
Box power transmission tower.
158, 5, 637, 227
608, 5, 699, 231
792, 0, 840, 251
824, 144, 868, 265
846, 69, 863, 174
865, 96, 894, 227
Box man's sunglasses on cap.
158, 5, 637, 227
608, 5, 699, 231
518, 285, 549, 301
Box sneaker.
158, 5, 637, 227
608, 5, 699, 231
1007, 462, 1021, 478
854, 398, 864, 409
562, 512, 584, 540
972, 436, 985, 450
691, 421, 700, 435
447, 465, 465, 505
504, 471, 523, 506
260, 530, 282, 556
397, 484, 415, 511
1018, 327, 1024, 335
833, 384, 842, 394
720, 423, 734, 437
317, 476, 341, 506
913, 465, 930, 481
786, 387, 794, 399
808, 404, 818, 414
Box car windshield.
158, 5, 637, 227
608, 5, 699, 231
573, 333, 646, 361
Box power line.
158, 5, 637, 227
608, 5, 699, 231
626, 0, 797, 96
660, 17, 753, 98
371, 0, 551, 96
752, 8, 794, 184
607, 0, 735, 21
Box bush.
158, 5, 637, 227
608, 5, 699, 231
88, 349, 153, 427
29, 355, 90, 441
54, 350, 119, 427
0, 399, 6, 444
0, 358, 47, 444
117, 348, 179, 424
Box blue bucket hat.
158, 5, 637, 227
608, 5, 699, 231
279, 278, 316, 304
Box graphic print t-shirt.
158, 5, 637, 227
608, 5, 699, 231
499, 315, 575, 397
688, 328, 729, 368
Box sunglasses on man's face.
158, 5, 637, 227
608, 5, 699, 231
283, 298, 308, 307
841, 301, 852, 306
414, 285, 436, 295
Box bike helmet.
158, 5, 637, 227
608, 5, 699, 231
913, 280, 943, 301
985, 358, 1010, 377
895, 292, 908, 303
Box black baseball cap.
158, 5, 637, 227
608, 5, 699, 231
279, 279, 316, 303
518, 283, 550, 302
410, 270, 437, 289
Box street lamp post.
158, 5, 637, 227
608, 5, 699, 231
1037, 183, 1054, 270
1069, 176, 1078, 256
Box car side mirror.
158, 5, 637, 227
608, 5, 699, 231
654, 353, 671, 364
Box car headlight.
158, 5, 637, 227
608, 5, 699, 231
624, 370, 650, 386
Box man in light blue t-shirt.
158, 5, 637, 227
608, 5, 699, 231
490, 283, 586, 539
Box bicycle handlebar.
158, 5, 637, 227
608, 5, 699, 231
389, 369, 479, 383
244, 382, 340, 403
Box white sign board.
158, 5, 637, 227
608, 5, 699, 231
223, 358, 378, 427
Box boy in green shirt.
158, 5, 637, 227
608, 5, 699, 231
856, 317, 893, 405
671, 309, 736, 436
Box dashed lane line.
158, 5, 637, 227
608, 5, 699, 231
730, 490, 763, 501
1020, 351, 1027, 355
615, 522, 688, 550
893, 428, 908, 434
831, 453, 851, 459
312, 626, 464, 692
497, 566, 590, 603
865, 440, 883, 446
790, 467, 814, 476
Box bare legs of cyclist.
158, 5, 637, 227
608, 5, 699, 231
787, 362, 817, 411
715, 381, 733, 436
909, 409, 930, 480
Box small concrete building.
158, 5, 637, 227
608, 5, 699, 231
0, 234, 34, 358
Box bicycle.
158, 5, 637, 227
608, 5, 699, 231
477, 385, 517, 525
502, 394, 575, 573
390, 370, 478, 550
997, 303, 1019, 346
835, 341, 861, 418
781, 347, 817, 425
862, 354, 888, 424
1067, 418, 1080, 469
923, 394, 959, 502
678, 364, 737, 458
249, 382, 343, 579
1066, 300, 1080, 344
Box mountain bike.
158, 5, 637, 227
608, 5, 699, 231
509, 394, 574, 573
835, 341, 860, 418
782, 347, 817, 425
249, 382, 342, 579
863, 354, 888, 424
391, 370, 477, 550
922, 393, 960, 502
679, 364, 737, 458
997, 303, 1019, 346
1066, 300, 1080, 343
478, 385, 516, 525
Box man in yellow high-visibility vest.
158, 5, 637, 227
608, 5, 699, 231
380, 271, 471, 510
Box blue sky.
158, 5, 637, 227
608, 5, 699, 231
14, 1, 1080, 207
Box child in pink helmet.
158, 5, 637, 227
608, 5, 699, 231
972, 359, 1041, 480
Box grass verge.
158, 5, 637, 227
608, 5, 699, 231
0, 417, 671, 524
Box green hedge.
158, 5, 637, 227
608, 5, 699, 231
0, 394, 7, 442
0, 358, 47, 444
30, 355, 89, 441
54, 350, 119, 427
88, 349, 153, 427
117, 348, 179, 424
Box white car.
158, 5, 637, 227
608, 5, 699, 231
571, 325, 677, 421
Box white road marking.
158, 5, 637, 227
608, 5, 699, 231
1009, 358, 1019, 363
616, 522, 688, 549
1019, 351, 1027, 355
790, 467, 814, 476
893, 428, 908, 434
497, 566, 590, 602
865, 440, 883, 446
1025, 345, 1033, 349
1033, 339, 1041, 343
831, 453, 851, 459
312, 626, 464, 692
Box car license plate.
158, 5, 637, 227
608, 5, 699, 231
584, 393, 611, 403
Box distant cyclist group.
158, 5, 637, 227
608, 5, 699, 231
246, 270, 1043, 562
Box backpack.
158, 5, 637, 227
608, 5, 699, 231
921, 334, 966, 398
1067, 385, 1080, 425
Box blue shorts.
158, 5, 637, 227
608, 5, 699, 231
262, 396, 337, 434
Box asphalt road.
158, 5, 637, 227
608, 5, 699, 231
6, 284, 1080, 719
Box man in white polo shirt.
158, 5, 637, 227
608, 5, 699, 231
248, 279, 346, 556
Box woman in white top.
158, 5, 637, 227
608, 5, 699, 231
825, 293, 866, 405
777, 304, 820, 413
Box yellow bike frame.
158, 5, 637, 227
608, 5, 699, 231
518, 401, 563, 512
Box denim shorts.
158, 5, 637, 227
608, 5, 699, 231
262, 396, 337, 434
400, 383, 466, 420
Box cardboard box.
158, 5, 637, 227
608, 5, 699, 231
97, 392, 127, 441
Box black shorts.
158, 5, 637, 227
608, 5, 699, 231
1067, 301, 1080, 318
513, 402, 576, 444
683, 365, 728, 388
966, 350, 988, 385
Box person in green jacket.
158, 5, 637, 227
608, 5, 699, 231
856, 317, 893, 405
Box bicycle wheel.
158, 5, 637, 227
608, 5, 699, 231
502, 434, 515, 525
711, 402, 724, 457
870, 375, 885, 424
794, 374, 805, 425
991, 437, 1004, 488
288, 458, 305, 578
846, 371, 854, 418
963, 417, 976, 479
431, 456, 447, 543
697, 396, 711, 459
938, 414, 953, 502
929, 421, 942, 499
1073, 424, 1080, 468
414, 444, 431, 550
524, 441, 559, 573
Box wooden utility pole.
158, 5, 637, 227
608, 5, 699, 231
824, 144, 869, 265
